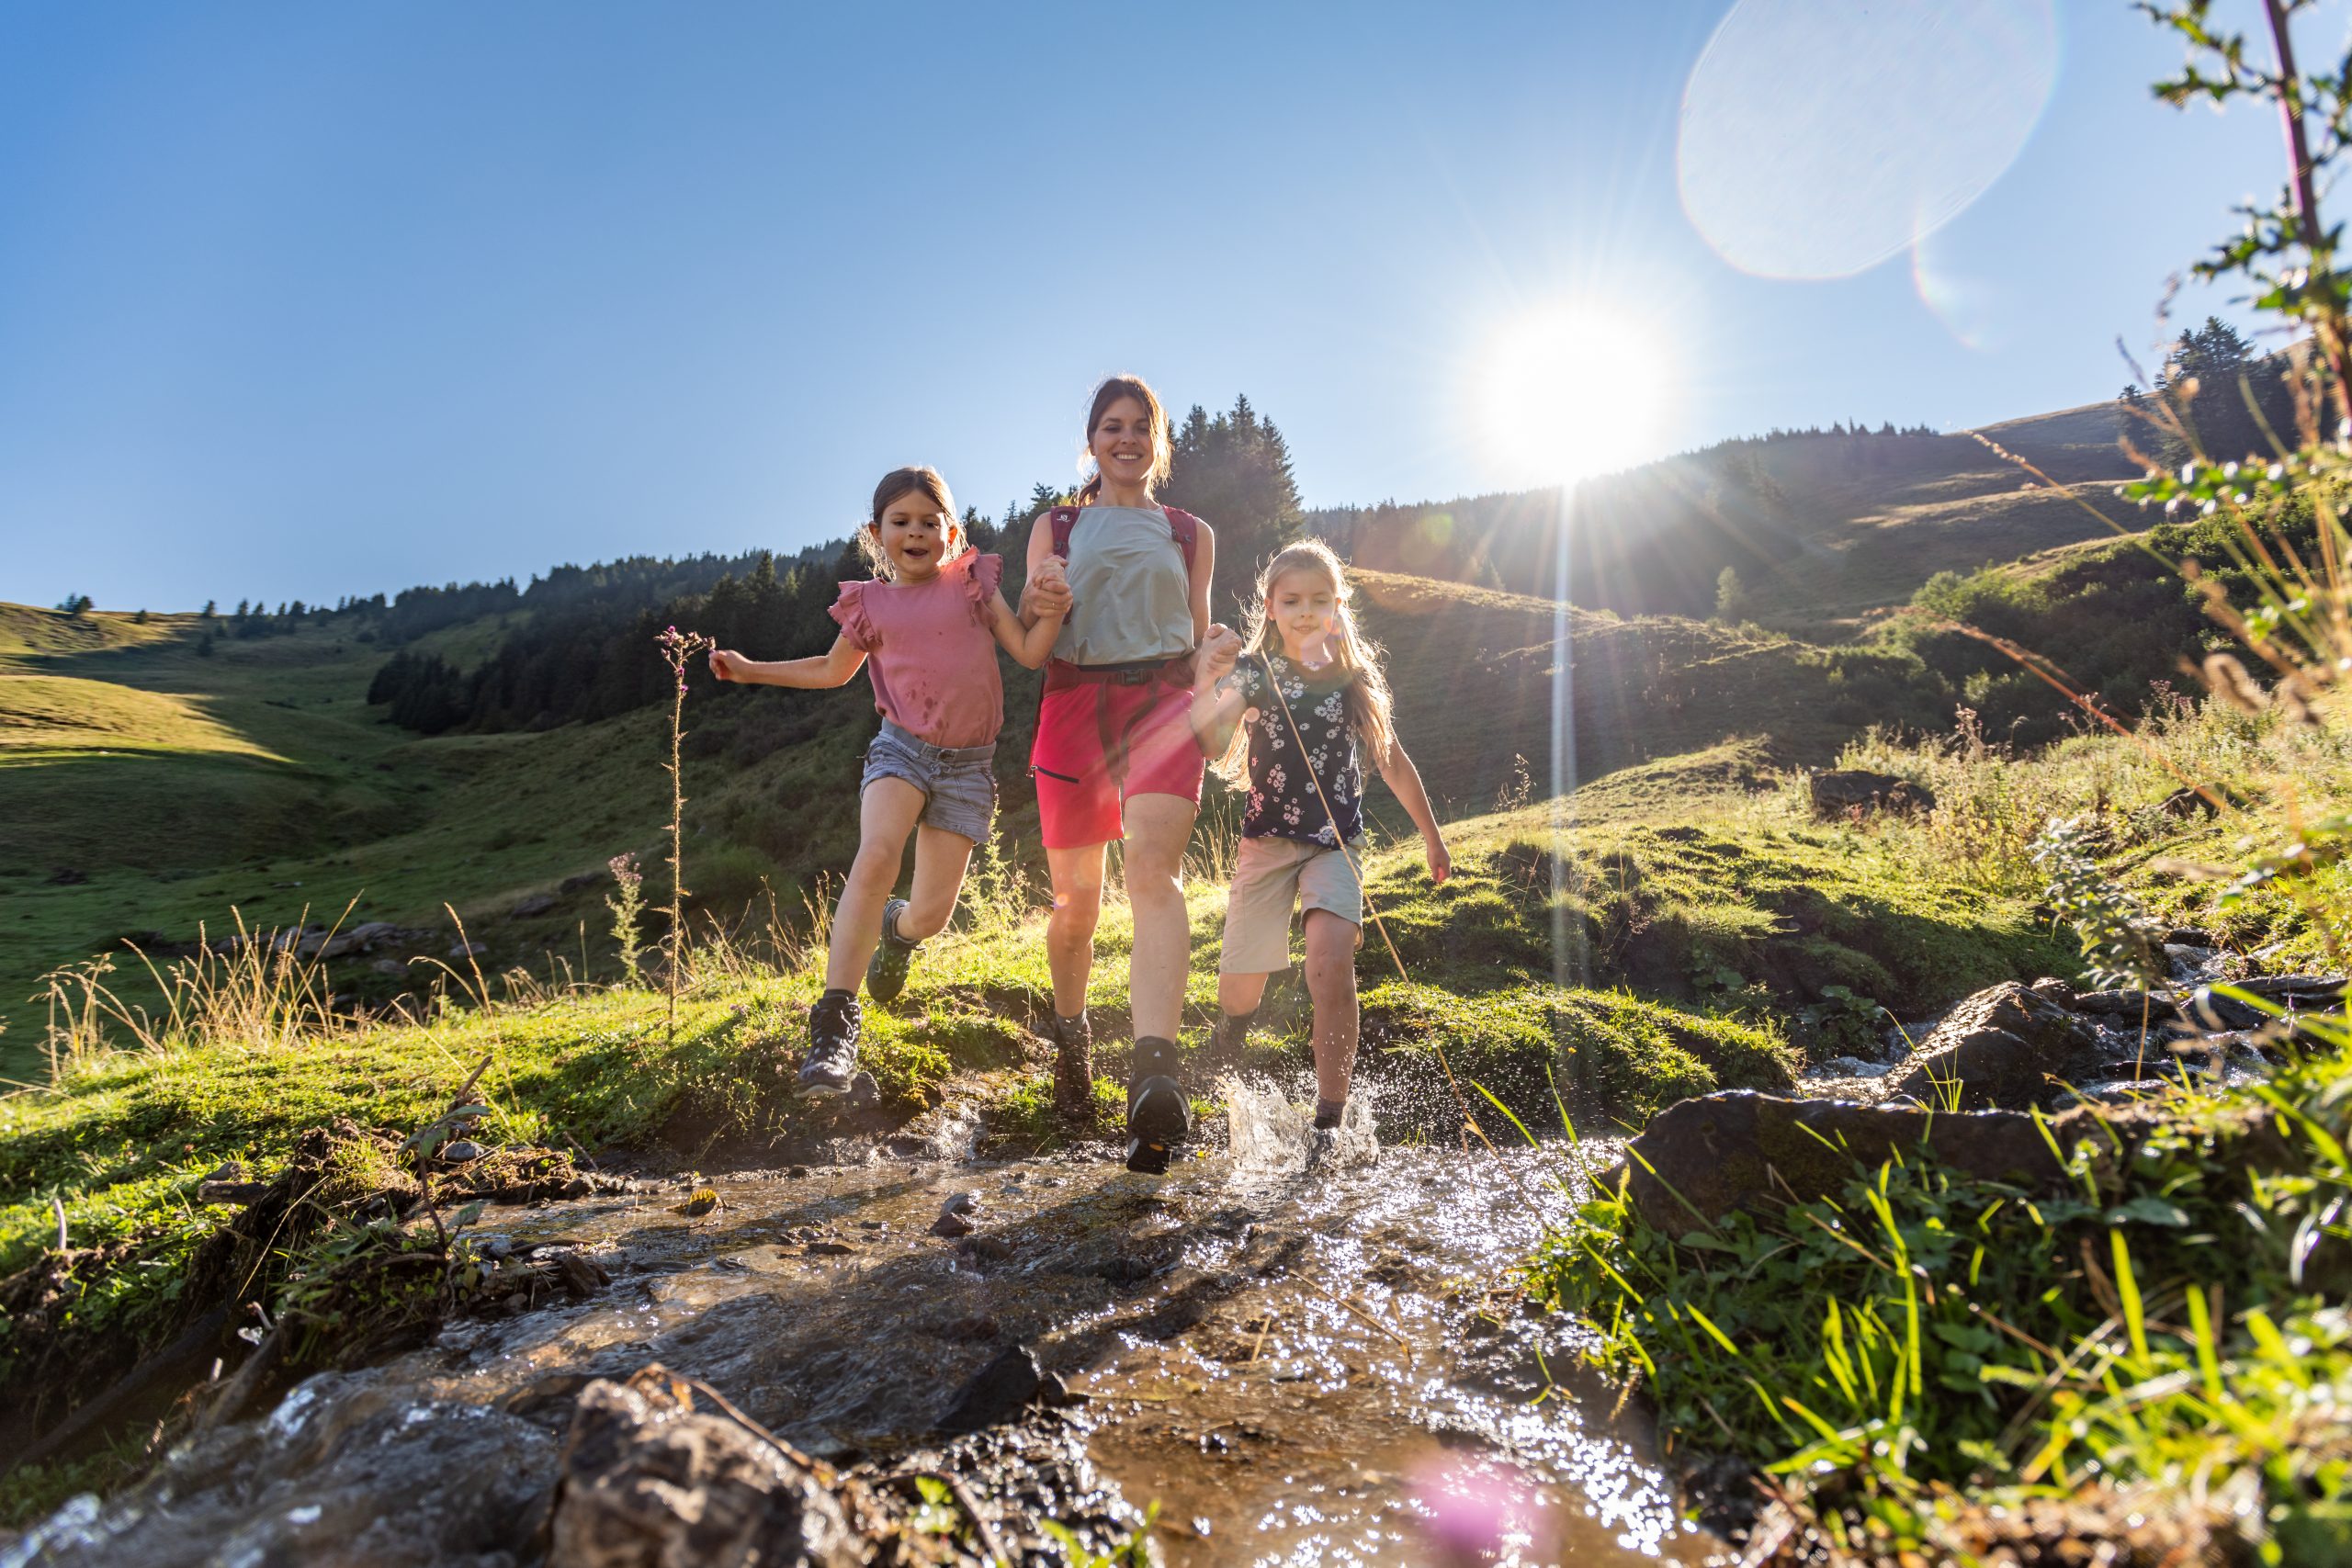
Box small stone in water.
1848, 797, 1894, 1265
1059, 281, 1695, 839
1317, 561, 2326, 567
440, 1139, 484, 1164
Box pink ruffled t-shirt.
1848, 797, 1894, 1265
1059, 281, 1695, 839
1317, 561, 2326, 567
829, 551, 1005, 749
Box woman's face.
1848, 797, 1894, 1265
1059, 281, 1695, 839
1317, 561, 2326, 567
1268, 569, 1339, 666
1089, 396, 1158, 493
874, 496, 951, 581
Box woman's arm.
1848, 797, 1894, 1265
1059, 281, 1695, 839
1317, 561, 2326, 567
1374, 738, 1452, 883
1019, 513, 1072, 628
708, 636, 865, 689
989, 590, 1064, 669
1186, 519, 1216, 647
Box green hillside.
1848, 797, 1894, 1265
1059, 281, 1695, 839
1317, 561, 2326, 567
0, 561, 1953, 1077
1313, 401, 2142, 631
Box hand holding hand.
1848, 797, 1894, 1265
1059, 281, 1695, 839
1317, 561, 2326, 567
1196, 623, 1243, 683
1025, 557, 1073, 619
708, 649, 744, 682
1424, 834, 1452, 885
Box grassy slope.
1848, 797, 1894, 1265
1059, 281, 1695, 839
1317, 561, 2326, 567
1734, 402, 2141, 626
0, 768, 2079, 1411
3, 570, 1939, 1075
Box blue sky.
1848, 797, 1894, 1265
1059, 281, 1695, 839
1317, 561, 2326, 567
0, 1, 2310, 610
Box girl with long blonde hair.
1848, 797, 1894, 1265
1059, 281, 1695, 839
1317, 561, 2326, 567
1189, 539, 1451, 1164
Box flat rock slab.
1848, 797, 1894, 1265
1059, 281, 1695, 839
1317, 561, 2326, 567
1622, 1090, 2069, 1239
1887, 981, 2106, 1110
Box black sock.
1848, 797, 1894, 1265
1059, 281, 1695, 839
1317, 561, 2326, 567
821, 987, 855, 1004
1313, 1098, 1345, 1130
1221, 1008, 1257, 1032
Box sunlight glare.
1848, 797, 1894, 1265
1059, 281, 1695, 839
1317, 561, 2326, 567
1476, 305, 1672, 489
1678, 0, 2057, 281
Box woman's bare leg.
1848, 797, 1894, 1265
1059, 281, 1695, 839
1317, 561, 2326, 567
1045, 841, 1108, 1017
1121, 793, 1197, 1042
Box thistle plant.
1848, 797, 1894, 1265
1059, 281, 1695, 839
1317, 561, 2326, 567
655, 625, 714, 1043
605, 852, 644, 986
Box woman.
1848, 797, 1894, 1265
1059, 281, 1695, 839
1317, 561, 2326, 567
1023, 374, 1219, 1173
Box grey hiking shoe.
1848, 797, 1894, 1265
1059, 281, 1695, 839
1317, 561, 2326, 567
865, 897, 920, 1005
1046, 1011, 1094, 1132
1305, 1124, 1340, 1176
1125, 1034, 1193, 1175
798, 991, 862, 1099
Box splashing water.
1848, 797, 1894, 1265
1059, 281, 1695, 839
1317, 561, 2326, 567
1221, 1073, 1381, 1175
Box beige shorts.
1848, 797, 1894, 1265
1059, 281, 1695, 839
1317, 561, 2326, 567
1219, 835, 1365, 975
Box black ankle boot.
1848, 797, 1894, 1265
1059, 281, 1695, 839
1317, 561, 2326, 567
1124, 1034, 1192, 1175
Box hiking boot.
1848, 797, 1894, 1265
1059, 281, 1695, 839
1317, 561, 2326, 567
1125, 1034, 1193, 1175
1305, 1124, 1340, 1176
798, 991, 863, 1099
1204, 1009, 1255, 1077
1046, 1011, 1095, 1132
865, 898, 920, 1005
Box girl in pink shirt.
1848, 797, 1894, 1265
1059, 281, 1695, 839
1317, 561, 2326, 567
710, 466, 1069, 1099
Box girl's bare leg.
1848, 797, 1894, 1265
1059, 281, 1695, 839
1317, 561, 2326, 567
897, 824, 977, 942
1122, 793, 1197, 1042
1217, 971, 1271, 1017
1302, 909, 1362, 1108
1045, 841, 1108, 1017
825, 780, 925, 993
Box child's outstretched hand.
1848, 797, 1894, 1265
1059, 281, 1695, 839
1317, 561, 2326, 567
708, 649, 745, 682
1423, 833, 1452, 885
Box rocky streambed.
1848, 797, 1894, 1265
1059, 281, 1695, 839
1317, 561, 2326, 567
4, 1082, 1713, 1568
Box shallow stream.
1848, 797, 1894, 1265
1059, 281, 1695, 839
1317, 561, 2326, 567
14, 1080, 1715, 1567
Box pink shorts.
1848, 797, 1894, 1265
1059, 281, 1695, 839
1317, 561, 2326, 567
1031, 660, 1206, 849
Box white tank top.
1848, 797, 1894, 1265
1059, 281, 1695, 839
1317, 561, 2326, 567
1051, 504, 1197, 665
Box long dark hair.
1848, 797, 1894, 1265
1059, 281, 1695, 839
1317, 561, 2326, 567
1076, 375, 1173, 502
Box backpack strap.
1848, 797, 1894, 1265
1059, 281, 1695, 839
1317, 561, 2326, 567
1160, 505, 1200, 575
1047, 504, 1083, 559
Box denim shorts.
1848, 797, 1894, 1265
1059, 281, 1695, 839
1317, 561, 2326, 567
862, 720, 998, 843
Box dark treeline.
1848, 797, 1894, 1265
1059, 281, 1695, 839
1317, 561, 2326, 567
364, 395, 1304, 736
2118, 316, 2302, 469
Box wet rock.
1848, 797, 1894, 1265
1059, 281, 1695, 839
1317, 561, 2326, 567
805, 1241, 855, 1257
958, 1234, 1015, 1265
560, 871, 601, 893
372, 958, 407, 976
448, 941, 488, 961
439, 1139, 485, 1165
1808, 769, 1934, 818
550, 1365, 860, 1568
512, 893, 558, 919
1622, 1091, 2069, 1239
1886, 981, 2105, 1110
936, 1344, 1043, 1434
931, 1191, 982, 1237
2029, 976, 2077, 1007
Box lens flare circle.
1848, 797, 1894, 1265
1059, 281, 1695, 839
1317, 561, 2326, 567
1677, 0, 2058, 280
1477, 304, 1670, 488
